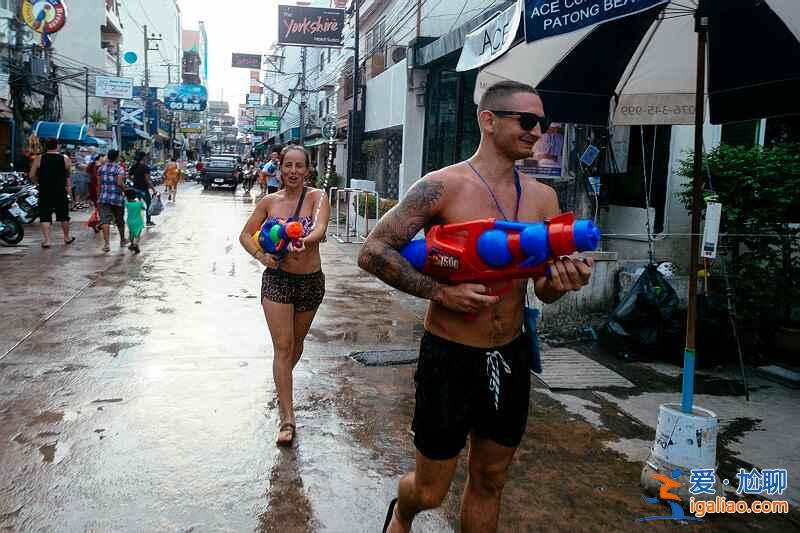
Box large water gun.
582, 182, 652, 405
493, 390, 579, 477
253, 219, 304, 258
400, 212, 601, 289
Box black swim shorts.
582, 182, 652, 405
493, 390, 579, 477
261, 268, 325, 312
411, 331, 532, 460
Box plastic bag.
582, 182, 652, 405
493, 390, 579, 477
148, 193, 163, 216
87, 208, 100, 229
599, 264, 682, 361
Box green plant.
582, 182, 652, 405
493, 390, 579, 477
89, 111, 109, 128
677, 143, 800, 326
360, 139, 383, 161
352, 194, 398, 218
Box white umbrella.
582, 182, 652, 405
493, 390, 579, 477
473, 0, 800, 413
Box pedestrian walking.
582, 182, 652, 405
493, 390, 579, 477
124, 189, 145, 254
97, 149, 128, 253
239, 145, 331, 447
29, 138, 74, 248
164, 157, 180, 202
264, 150, 282, 194
129, 151, 157, 226
358, 81, 594, 533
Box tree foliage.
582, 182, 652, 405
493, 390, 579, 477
677, 143, 800, 325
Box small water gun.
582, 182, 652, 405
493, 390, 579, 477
400, 212, 601, 290
253, 219, 304, 258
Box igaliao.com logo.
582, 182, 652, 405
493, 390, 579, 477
640, 468, 790, 522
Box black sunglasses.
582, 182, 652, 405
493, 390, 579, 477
488, 110, 551, 133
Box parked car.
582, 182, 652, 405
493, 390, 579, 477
202, 157, 239, 191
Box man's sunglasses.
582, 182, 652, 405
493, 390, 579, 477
488, 110, 551, 133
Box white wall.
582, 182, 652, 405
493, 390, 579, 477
364, 59, 406, 132
602, 121, 723, 270
51, 1, 107, 123
119, 0, 182, 89
400, 68, 426, 196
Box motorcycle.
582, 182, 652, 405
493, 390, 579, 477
0, 191, 25, 244
11, 185, 38, 223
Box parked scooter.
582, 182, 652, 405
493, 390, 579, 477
0, 191, 25, 244
10, 185, 38, 223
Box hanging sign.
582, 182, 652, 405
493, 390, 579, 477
701, 202, 723, 259
22, 0, 67, 46
524, 0, 667, 43
123, 51, 138, 65
164, 83, 208, 111
457, 0, 521, 72
95, 76, 133, 99
278, 5, 344, 47
231, 53, 262, 70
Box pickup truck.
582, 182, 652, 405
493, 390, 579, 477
202, 157, 240, 192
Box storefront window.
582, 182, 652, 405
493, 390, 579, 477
423, 66, 479, 174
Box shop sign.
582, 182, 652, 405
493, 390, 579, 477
278, 5, 344, 47
457, 0, 521, 72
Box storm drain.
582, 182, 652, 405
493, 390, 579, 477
350, 349, 419, 366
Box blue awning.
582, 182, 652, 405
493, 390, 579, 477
86, 137, 108, 147
33, 121, 92, 144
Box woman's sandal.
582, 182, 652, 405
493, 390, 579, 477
276, 422, 295, 447
64, 237, 75, 245
382, 498, 398, 533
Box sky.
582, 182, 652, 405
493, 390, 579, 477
177, 0, 283, 117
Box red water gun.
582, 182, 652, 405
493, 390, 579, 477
400, 212, 601, 291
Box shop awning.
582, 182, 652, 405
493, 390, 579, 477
304, 137, 334, 148
33, 121, 93, 144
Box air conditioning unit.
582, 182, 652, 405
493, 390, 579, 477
388, 46, 407, 66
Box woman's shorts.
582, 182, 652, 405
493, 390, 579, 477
261, 269, 325, 312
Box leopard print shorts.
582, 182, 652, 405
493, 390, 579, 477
261, 268, 325, 312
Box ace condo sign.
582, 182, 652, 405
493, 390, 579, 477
525, 0, 668, 42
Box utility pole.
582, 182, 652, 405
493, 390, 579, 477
84, 67, 89, 123
161, 62, 177, 85
347, 0, 361, 186
299, 47, 307, 147
10, 0, 26, 160
115, 44, 122, 149
143, 24, 162, 148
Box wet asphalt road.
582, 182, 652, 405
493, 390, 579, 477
0, 184, 438, 532
3, 184, 795, 533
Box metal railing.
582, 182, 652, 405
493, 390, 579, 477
329, 187, 380, 244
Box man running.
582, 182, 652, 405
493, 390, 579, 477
358, 81, 594, 533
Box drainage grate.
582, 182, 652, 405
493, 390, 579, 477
350, 349, 418, 367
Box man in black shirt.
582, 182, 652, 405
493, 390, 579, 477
130, 151, 157, 226
29, 139, 74, 247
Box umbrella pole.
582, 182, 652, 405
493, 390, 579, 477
682, 9, 709, 415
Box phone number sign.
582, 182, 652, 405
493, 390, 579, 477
614, 95, 697, 125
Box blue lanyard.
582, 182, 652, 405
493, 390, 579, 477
466, 161, 522, 222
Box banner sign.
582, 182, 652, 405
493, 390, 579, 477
278, 5, 344, 47
163, 83, 208, 111
457, 0, 521, 72
246, 94, 261, 106
231, 53, 262, 69
255, 115, 280, 132
95, 76, 133, 99
524, 0, 667, 43
180, 123, 203, 134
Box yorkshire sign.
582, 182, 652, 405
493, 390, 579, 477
457, 0, 521, 72
524, 0, 668, 43
278, 5, 344, 47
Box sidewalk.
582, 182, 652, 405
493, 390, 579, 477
323, 237, 800, 530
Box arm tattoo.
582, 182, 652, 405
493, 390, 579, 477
358, 180, 444, 300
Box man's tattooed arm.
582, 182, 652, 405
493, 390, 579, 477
358, 177, 446, 301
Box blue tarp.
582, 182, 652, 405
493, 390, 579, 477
33, 121, 92, 144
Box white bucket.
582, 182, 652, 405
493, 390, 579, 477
651, 403, 719, 469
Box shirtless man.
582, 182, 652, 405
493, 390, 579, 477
358, 81, 594, 533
